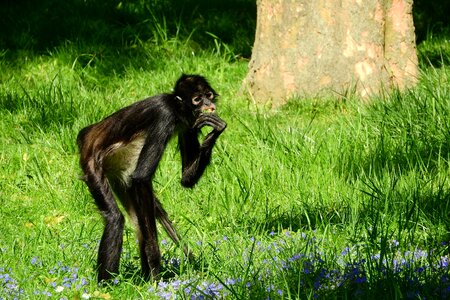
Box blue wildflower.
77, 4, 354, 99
341, 247, 350, 256
225, 278, 236, 285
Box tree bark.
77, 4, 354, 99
243, 0, 418, 107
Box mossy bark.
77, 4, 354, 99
243, 0, 418, 107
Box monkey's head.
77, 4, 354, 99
174, 74, 218, 118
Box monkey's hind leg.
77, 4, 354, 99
129, 182, 161, 280
83, 168, 125, 283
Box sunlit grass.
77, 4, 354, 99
2, 58, 449, 298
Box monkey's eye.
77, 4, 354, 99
206, 92, 214, 100
192, 96, 202, 105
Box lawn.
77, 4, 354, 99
0, 1, 449, 299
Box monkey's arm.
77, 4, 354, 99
179, 113, 226, 188
131, 119, 176, 183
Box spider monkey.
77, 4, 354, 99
76, 74, 227, 282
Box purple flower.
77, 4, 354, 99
439, 256, 449, 268
31, 257, 39, 265
295, 254, 303, 260
171, 279, 181, 290
416, 267, 425, 273
314, 280, 321, 289
158, 281, 169, 289
341, 247, 350, 256
414, 249, 427, 260
80, 278, 89, 286
157, 291, 173, 300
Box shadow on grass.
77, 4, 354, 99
116, 252, 208, 286
245, 202, 351, 235
0, 0, 255, 64
0, 82, 88, 133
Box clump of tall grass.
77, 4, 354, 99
333, 66, 450, 249
339, 67, 450, 179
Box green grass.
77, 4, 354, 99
1, 1, 450, 299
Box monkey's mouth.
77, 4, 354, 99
201, 107, 215, 114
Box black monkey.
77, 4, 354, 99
77, 74, 227, 282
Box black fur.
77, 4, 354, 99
77, 74, 226, 282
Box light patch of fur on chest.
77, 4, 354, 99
104, 134, 146, 187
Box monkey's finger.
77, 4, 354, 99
194, 119, 226, 131
194, 114, 226, 129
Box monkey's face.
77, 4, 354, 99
192, 90, 217, 115
174, 75, 219, 118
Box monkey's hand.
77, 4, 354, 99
193, 113, 227, 133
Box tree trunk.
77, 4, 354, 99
243, 0, 418, 107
